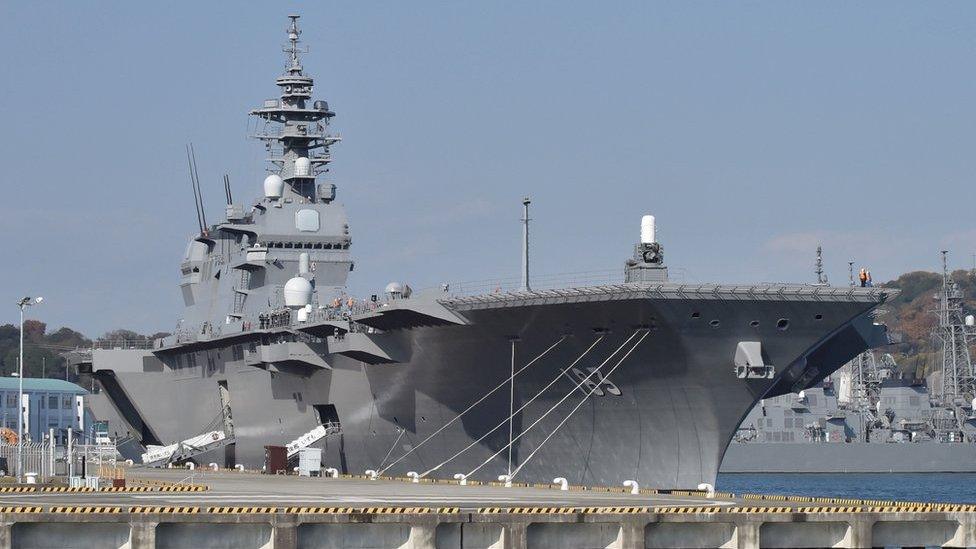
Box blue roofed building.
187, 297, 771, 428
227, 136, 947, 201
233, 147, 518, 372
0, 377, 87, 445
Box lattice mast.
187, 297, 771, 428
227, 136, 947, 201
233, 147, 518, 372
249, 15, 340, 203
936, 251, 975, 403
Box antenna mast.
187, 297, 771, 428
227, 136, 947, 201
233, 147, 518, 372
185, 144, 204, 235
521, 197, 531, 292
936, 250, 975, 403
814, 245, 828, 285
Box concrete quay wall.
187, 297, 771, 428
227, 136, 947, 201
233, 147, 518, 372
1, 508, 975, 549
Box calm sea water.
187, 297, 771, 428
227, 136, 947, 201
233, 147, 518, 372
716, 473, 976, 504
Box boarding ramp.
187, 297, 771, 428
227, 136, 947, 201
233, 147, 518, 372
141, 430, 230, 467
286, 420, 341, 458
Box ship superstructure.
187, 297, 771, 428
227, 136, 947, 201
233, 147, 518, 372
77, 16, 893, 489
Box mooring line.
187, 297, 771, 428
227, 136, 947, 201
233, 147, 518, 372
510, 330, 649, 480
377, 335, 567, 475
419, 335, 605, 478
464, 330, 643, 479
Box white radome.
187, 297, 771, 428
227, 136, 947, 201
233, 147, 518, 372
295, 157, 311, 177
283, 277, 313, 308
640, 214, 656, 244
264, 174, 285, 199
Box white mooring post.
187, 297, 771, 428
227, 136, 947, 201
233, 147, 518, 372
67, 429, 73, 478
48, 428, 55, 480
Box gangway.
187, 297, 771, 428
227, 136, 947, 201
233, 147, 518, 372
141, 430, 231, 466
286, 421, 341, 458
141, 383, 237, 467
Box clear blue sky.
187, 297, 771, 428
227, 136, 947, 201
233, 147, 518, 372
1, 2, 974, 336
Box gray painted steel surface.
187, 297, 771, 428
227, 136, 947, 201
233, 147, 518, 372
81, 16, 893, 490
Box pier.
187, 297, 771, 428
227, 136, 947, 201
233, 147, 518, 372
0, 469, 972, 548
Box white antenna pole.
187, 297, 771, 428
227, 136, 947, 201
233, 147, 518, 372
521, 197, 531, 292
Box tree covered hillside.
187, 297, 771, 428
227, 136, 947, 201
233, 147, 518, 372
880, 269, 976, 378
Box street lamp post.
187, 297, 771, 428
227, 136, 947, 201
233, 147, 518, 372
16, 296, 42, 483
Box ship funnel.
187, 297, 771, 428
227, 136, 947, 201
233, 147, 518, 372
640, 215, 656, 244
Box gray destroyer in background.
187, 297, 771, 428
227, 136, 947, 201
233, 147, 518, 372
722, 252, 976, 473
76, 16, 892, 489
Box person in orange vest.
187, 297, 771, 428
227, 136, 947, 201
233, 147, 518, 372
859, 268, 868, 288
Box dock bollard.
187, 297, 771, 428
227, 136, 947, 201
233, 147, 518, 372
365, 470, 378, 480
552, 477, 568, 491
325, 468, 338, 478
453, 474, 467, 486
497, 475, 512, 488
623, 480, 639, 494
209, 463, 219, 471
234, 464, 245, 472
407, 471, 420, 483
697, 482, 715, 498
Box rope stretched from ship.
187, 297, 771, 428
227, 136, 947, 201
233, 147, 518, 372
463, 329, 646, 480
376, 335, 567, 476
417, 335, 606, 478
377, 427, 406, 470
508, 330, 649, 481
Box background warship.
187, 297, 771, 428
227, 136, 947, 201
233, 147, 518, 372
76, 16, 893, 489
723, 251, 976, 473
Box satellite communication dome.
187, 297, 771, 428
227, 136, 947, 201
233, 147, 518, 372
264, 174, 285, 199
295, 157, 311, 177
385, 282, 404, 295
283, 277, 313, 308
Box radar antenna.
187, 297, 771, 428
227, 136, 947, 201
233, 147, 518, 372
284, 15, 306, 73
935, 250, 975, 403
814, 245, 828, 286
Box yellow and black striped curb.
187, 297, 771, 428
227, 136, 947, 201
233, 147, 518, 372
0, 485, 207, 493
130, 506, 202, 514
479, 507, 648, 514
278, 507, 457, 514
208, 507, 279, 514
654, 506, 721, 514
479, 507, 578, 514
725, 507, 800, 514
49, 506, 124, 514
159, 485, 208, 492
0, 504, 975, 515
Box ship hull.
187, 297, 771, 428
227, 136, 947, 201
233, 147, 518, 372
88, 287, 886, 489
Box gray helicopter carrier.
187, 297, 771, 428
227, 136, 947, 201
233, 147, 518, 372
77, 16, 893, 490
722, 252, 976, 473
